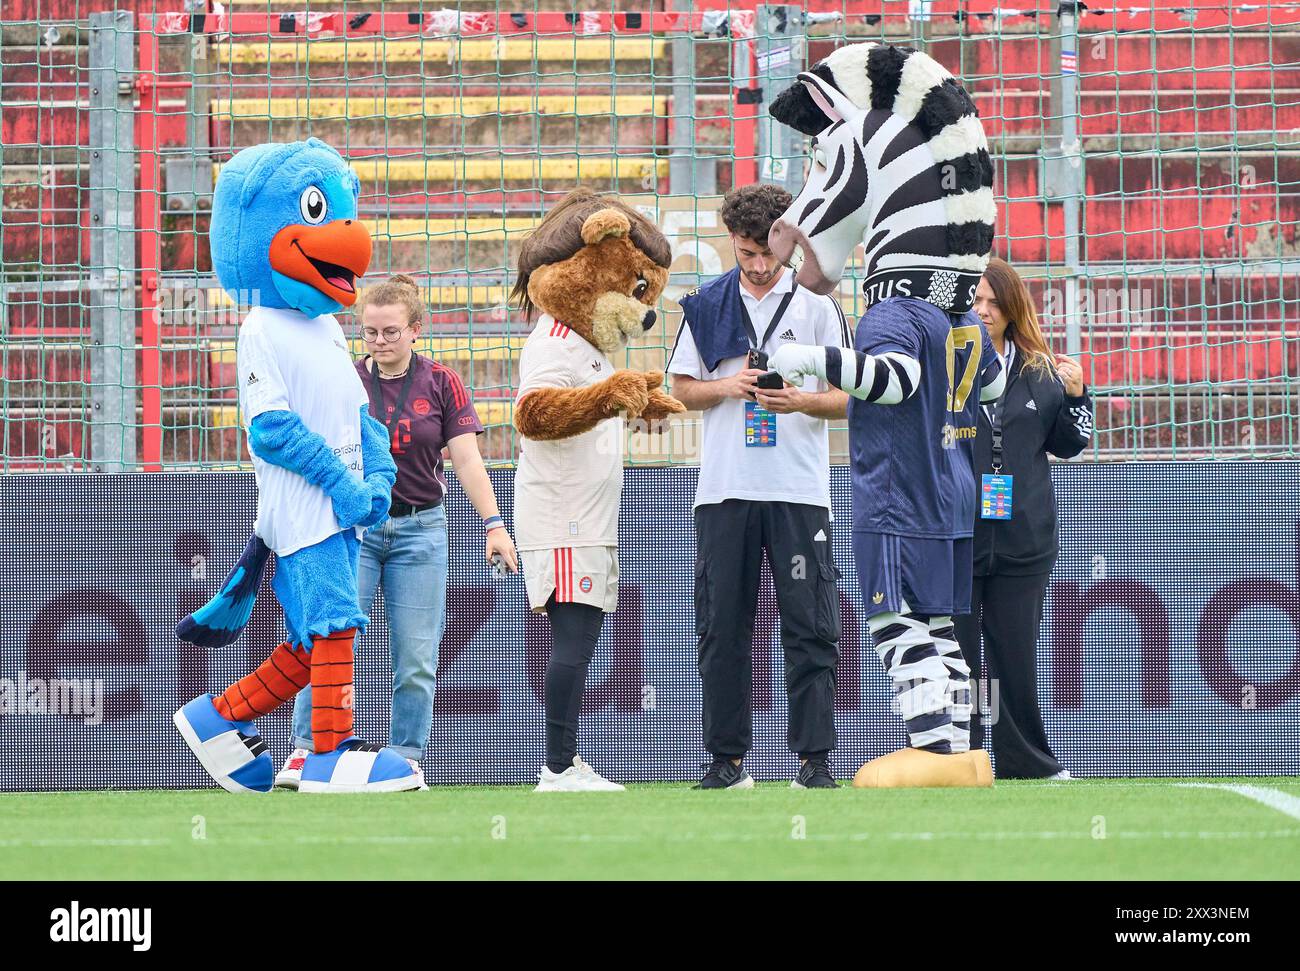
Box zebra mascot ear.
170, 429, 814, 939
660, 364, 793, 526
771, 67, 859, 134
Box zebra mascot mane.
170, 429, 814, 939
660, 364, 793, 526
767, 42, 995, 316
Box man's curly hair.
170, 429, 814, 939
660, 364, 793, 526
720, 184, 793, 245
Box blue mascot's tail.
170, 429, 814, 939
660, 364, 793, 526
177, 534, 272, 647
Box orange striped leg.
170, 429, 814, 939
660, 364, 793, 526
310, 628, 356, 754
214, 642, 311, 722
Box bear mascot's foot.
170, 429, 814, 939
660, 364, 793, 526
173, 694, 274, 793
297, 738, 426, 793
852, 747, 993, 789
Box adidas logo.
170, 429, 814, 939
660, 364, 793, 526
246, 372, 259, 385
1026, 400, 1038, 411
872, 592, 884, 605
592, 360, 602, 371
779, 329, 797, 341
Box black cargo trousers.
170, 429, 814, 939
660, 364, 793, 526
694, 498, 842, 761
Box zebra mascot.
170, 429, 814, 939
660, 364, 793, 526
765, 42, 1007, 788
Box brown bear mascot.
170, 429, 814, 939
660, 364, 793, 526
511, 188, 685, 791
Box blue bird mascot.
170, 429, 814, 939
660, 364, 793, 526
173, 138, 421, 793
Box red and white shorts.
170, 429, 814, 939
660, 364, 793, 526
521, 546, 619, 614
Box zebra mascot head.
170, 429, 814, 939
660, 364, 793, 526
767, 42, 996, 315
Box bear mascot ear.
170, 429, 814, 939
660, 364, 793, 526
580, 209, 631, 246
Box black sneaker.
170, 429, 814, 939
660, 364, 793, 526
791, 757, 838, 789
692, 759, 755, 790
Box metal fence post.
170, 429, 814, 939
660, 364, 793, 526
1046, 1, 1086, 357
669, 2, 715, 196
88, 10, 137, 472
756, 4, 806, 195
1060, 2, 1084, 357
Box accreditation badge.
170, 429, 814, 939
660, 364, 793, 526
981, 473, 1013, 520
744, 400, 777, 447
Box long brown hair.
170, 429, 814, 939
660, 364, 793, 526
981, 257, 1055, 375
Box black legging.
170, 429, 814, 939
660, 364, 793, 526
543, 594, 604, 774
954, 572, 1064, 779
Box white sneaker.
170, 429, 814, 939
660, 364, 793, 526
406, 758, 429, 792
1047, 769, 1073, 781
274, 747, 309, 790
534, 755, 625, 792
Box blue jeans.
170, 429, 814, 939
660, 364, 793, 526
290, 504, 450, 759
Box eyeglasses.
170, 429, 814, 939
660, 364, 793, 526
361, 326, 408, 343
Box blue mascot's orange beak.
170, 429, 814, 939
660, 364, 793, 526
268, 219, 372, 307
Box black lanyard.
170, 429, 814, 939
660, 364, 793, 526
986, 349, 1017, 471
738, 283, 798, 351
366, 354, 418, 434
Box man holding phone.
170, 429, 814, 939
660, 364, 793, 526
667, 184, 851, 789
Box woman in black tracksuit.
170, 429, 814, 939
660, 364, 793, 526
956, 257, 1094, 779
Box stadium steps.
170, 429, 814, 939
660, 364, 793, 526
214, 93, 670, 155
3, 2, 1299, 465
211, 37, 669, 89
6, 152, 1296, 272
8, 79, 1295, 165
9, 270, 1293, 402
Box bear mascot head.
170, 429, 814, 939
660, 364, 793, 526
511, 189, 686, 439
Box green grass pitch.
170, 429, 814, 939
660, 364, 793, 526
4, 778, 1298, 880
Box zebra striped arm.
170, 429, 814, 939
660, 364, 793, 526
825, 346, 922, 404
768, 343, 922, 404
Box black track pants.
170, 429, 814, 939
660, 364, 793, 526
954, 572, 1064, 779
694, 499, 841, 760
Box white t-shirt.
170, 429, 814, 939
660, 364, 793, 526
513, 314, 622, 551
667, 268, 851, 511
237, 305, 369, 556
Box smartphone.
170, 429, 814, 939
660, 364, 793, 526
747, 349, 768, 371
756, 371, 785, 391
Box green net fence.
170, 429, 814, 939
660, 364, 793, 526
2, 0, 1299, 471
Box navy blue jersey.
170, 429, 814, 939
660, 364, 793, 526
950, 315, 1001, 536
846, 297, 996, 539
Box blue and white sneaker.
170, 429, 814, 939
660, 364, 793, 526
172, 693, 273, 794
298, 738, 425, 793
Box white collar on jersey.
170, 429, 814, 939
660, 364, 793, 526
999, 340, 1016, 371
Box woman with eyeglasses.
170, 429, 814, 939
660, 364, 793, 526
276, 273, 518, 788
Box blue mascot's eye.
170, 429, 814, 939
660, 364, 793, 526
299, 186, 327, 224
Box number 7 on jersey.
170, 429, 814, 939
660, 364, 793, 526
945, 324, 983, 412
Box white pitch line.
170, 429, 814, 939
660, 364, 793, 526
0, 837, 169, 847
1177, 783, 1300, 822
4, 830, 1300, 849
